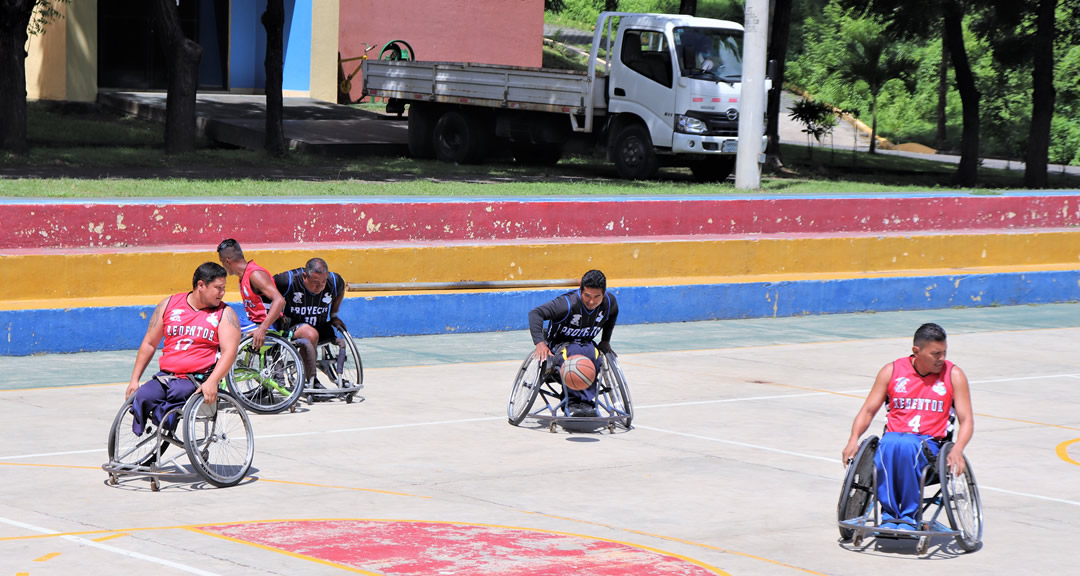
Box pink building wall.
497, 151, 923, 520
339, 0, 543, 102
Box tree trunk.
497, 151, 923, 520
765, 0, 792, 164
151, 0, 202, 155
935, 23, 949, 150
942, 0, 979, 187
0, 0, 34, 154
869, 93, 878, 154
263, 0, 285, 155
1025, 0, 1056, 189
605, 0, 619, 13
679, 0, 697, 15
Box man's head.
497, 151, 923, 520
912, 322, 948, 374
302, 258, 330, 294
191, 262, 228, 308
579, 269, 607, 311
216, 238, 247, 276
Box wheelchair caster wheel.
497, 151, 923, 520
608, 423, 615, 434
549, 422, 557, 433
345, 393, 355, 404
150, 477, 160, 492
289, 404, 297, 413
852, 531, 864, 547
917, 535, 930, 555
108, 474, 118, 486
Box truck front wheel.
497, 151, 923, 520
613, 125, 658, 180
434, 110, 487, 163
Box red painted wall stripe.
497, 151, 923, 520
3, 196, 1080, 250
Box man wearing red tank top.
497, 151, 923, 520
217, 238, 286, 349
841, 323, 975, 531
125, 263, 241, 436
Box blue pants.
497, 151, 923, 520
551, 342, 601, 404
130, 373, 198, 436
874, 432, 940, 526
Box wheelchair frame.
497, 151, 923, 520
228, 330, 306, 414
507, 350, 633, 433
304, 328, 364, 404
837, 434, 983, 554
103, 390, 255, 491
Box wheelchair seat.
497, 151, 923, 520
507, 349, 633, 433
103, 390, 254, 491
837, 434, 983, 554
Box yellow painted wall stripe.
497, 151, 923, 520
4, 232, 1080, 302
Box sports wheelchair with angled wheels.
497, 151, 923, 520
507, 350, 632, 433
103, 389, 254, 491
304, 328, 363, 404
837, 434, 983, 555
228, 330, 305, 414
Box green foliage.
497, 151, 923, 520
545, 0, 742, 29
788, 98, 837, 145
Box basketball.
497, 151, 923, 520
561, 354, 596, 391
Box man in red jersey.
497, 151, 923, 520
125, 262, 241, 435
841, 323, 975, 531
216, 238, 286, 349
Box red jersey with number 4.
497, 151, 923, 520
159, 292, 225, 375
886, 356, 954, 438
240, 261, 273, 324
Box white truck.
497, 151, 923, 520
362, 11, 768, 180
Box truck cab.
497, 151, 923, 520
600, 12, 757, 180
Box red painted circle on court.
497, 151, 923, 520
200, 520, 724, 575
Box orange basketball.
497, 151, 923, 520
560, 354, 596, 391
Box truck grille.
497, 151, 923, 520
688, 111, 739, 137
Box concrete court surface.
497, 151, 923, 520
2, 304, 1079, 575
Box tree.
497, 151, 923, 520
1024, 0, 1056, 188
836, 18, 917, 153
151, 0, 202, 154
942, 0, 980, 186
0, 0, 64, 153
788, 98, 837, 160
765, 0, 793, 164
679, 0, 698, 15
263, 0, 285, 155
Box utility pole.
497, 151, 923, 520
735, 0, 768, 189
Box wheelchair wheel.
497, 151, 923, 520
939, 442, 983, 552
507, 351, 544, 426
603, 352, 633, 429
838, 435, 878, 540
228, 334, 305, 414
311, 330, 364, 401
183, 392, 254, 488
107, 395, 168, 469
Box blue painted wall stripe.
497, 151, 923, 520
4, 270, 1078, 356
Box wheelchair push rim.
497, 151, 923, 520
837, 435, 878, 541
104, 395, 171, 476
183, 392, 255, 488
308, 329, 364, 403
228, 333, 305, 414
939, 442, 983, 551
600, 352, 633, 429
507, 351, 543, 425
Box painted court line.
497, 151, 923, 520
0, 516, 222, 576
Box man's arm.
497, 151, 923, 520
841, 362, 892, 466
250, 268, 285, 348
126, 297, 169, 399
947, 365, 974, 475
329, 273, 347, 332
598, 296, 619, 355
529, 296, 568, 361
199, 307, 241, 405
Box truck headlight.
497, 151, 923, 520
675, 114, 707, 135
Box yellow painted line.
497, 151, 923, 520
92, 533, 130, 542
185, 526, 384, 575
518, 511, 823, 576
1056, 438, 1080, 466
34, 552, 60, 561
255, 478, 429, 499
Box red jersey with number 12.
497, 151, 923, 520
886, 356, 954, 438
240, 261, 274, 324
159, 292, 225, 376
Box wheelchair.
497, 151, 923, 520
304, 328, 364, 404
507, 349, 633, 433
228, 330, 306, 414
837, 434, 983, 555
103, 389, 254, 491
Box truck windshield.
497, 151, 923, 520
674, 27, 743, 82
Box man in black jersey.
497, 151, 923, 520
528, 269, 619, 417
273, 258, 347, 385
